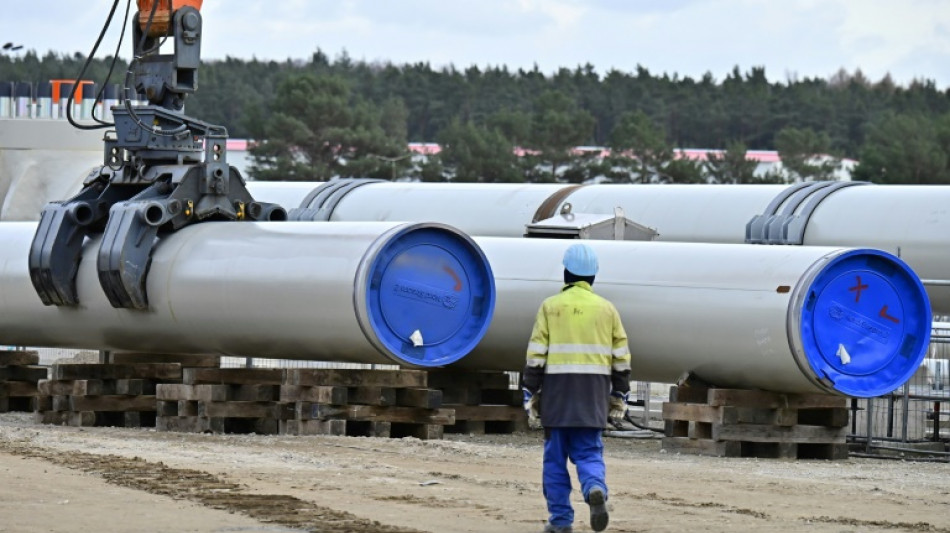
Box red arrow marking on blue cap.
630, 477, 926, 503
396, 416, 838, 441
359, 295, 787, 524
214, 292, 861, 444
443, 265, 463, 291
879, 305, 900, 324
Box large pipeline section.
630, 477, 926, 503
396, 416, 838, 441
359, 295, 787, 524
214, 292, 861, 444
245, 181, 950, 314
0, 120, 102, 221
0, 221, 496, 368
465, 238, 930, 398
0, 222, 931, 397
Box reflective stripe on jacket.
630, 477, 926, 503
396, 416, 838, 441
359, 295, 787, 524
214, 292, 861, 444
524, 282, 631, 428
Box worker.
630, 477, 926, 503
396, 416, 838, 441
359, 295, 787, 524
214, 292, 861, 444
522, 243, 632, 533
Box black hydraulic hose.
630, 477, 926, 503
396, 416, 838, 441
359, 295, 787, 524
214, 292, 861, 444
136, 0, 162, 53
91, 0, 131, 125
137, 0, 172, 57
121, 65, 188, 137
67, 0, 122, 130
623, 411, 665, 433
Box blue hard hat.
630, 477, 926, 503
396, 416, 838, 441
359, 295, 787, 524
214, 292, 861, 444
563, 243, 599, 276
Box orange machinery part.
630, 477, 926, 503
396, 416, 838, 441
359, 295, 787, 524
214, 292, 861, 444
49, 79, 94, 102
136, 0, 203, 37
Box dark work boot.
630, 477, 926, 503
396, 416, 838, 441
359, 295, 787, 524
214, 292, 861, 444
588, 487, 609, 532
542, 523, 573, 533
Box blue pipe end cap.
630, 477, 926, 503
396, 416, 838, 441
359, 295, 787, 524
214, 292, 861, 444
799, 249, 931, 398
364, 225, 495, 367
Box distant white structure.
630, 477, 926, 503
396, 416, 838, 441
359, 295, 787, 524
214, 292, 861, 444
676, 148, 856, 182
404, 143, 856, 182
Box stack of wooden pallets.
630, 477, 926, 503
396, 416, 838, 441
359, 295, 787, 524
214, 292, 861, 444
26, 356, 528, 441
280, 369, 452, 440
429, 371, 527, 434
154, 367, 453, 439
34, 353, 219, 428
0, 350, 46, 412
156, 367, 284, 433
662, 385, 850, 459
36, 362, 181, 427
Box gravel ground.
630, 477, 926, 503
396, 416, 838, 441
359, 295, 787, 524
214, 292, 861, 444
1, 412, 949, 532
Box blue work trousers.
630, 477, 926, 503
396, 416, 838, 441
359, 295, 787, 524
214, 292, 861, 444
543, 427, 607, 527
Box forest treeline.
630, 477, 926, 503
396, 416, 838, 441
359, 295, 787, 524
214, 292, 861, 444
3, 49, 950, 184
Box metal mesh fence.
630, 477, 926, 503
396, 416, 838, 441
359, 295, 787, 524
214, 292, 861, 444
847, 320, 950, 458
1, 346, 97, 366
220, 357, 400, 371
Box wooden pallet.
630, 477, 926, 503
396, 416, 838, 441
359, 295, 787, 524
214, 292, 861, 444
154, 366, 286, 433
183, 367, 285, 385
156, 378, 284, 434
661, 385, 849, 460
50, 363, 183, 381
279, 369, 450, 439
110, 352, 221, 368
35, 377, 162, 427
284, 368, 428, 388
428, 370, 527, 434
0, 350, 46, 412
34, 362, 183, 428
284, 404, 454, 439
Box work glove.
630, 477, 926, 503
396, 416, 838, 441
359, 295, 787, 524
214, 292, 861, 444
522, 388, 542, 430
608, 391, 629, 429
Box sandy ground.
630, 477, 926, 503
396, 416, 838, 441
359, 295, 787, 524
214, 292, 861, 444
0, 412, 949, 533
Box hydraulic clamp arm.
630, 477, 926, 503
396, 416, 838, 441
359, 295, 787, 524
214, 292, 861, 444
29, 0, 286, 310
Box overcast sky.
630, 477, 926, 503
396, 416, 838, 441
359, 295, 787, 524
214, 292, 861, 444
3, 0, 949, 89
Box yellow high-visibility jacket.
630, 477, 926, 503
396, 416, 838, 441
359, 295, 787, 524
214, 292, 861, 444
523, 282, 631, 428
